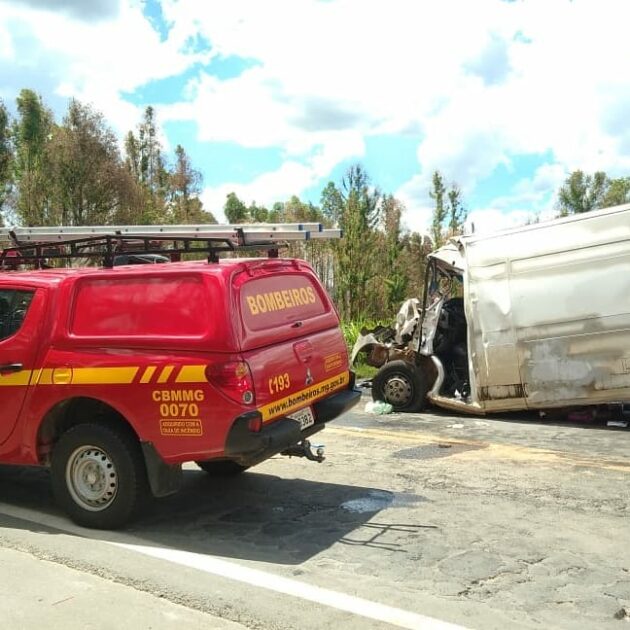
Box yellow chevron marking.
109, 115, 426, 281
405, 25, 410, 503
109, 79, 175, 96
29, 369, 42, 386
140, 366, 157, 384
157, 365, 174, 384
175, 365, 207, 383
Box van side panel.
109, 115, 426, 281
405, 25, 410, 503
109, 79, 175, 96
509, 238, 630, 406
465, 260, 526, 411
464, 206, 630, 409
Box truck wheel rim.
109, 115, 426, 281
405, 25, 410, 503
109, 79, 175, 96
66, 445, 118, 512
384, 375, 412, 405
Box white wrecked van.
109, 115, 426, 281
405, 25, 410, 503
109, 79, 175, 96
352, 203, 630, 414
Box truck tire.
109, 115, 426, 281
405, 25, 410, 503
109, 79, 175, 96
372, 360, 427, 412
51, 423, 147, 530
195, 460, 249, 477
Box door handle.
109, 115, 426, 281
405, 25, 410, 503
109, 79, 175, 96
0, 363, 23, 374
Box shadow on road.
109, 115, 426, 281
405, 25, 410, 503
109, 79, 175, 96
0, 462, 432, 564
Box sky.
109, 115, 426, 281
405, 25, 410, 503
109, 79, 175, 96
1, 0, 629, 234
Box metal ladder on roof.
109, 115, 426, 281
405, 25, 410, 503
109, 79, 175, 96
0, 223, 342, 245
0, 223, 342, 268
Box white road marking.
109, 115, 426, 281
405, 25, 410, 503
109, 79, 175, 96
0, 502, 466, 630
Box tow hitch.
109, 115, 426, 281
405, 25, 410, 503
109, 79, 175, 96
281, 440, 325, 463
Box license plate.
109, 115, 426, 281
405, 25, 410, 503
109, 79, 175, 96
287, 407, 315, 430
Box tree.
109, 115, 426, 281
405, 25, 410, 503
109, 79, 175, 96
429, 171, 466, 247
224, 192, 248, 223
272, 195, 324, 223
399, 231, 431, 299
123, 106, 169, 223
248, 202, 269, 222
12, 89, 54, 225
124, 131, 141, 182
320, 181, 344, 225
603, 177, 630, 207
138, 106, 163, 191
557, 170, 608, 216
381, 195, 408, 310
48, 99, 123, 225
447, 186, 466, 237
169, 144, 208, 223
327, 164, 382, 319
0, 100, 11, 219
429, 171, 447, 248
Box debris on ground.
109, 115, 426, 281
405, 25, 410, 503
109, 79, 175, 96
365, 401, 393, 415
607, 420, 629, 428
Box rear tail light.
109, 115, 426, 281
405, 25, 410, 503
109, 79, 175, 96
205, 361, 255, 405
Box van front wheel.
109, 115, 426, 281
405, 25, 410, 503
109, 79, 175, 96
372, 360, 427, 412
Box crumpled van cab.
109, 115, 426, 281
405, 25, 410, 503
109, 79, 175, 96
353, 203, 630, 415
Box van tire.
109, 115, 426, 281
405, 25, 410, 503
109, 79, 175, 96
372, 360, 427, 412
195, 460, 249, 477
51, 423, 147, 530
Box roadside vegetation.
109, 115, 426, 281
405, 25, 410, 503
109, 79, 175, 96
1, 88, 629, 330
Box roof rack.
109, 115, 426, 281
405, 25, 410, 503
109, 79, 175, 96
0, 223, 341, 243
0, 223, 342, 269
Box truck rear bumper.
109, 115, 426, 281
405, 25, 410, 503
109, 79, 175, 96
224, 385, 361, 467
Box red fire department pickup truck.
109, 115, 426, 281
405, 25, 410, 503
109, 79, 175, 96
0, 225, 360, 529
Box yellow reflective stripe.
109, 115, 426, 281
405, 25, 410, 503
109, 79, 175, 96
259, 371, 350, 422
157, 366, 174, 384
0, 370, 32, 386
140, 366, 157, 384
175, 366, 207, 383
71, 367, 138, 385
0, 365, 209, 386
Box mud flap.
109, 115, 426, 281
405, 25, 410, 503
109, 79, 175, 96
141, 441, 182, 498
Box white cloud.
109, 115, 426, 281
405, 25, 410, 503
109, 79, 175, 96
3, 0, 630, 232
201, 132, 366, 220
201, 161, 316, 223
0, 0, 203, 133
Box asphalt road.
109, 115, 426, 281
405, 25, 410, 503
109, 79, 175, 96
1, 394, 629, 629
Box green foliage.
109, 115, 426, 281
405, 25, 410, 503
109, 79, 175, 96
340, 318, 381, 379
2, 89, 472, 326
430, 170, 466, 247
328, 164, 382, 320
603, 177, 630, 207
168, 145, 214, 223
48, 99, 124, 225
224, 192, 248, 223
2, 93, 210, 228
12, 89, 54, 225
557, 170, 607, 215
430, 171, 447, 248
556, 170, 630, 216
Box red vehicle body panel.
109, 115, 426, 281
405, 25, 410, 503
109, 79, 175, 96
0, 258, 357, 470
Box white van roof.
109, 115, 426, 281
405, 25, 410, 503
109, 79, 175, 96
447, 202, 630, 268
